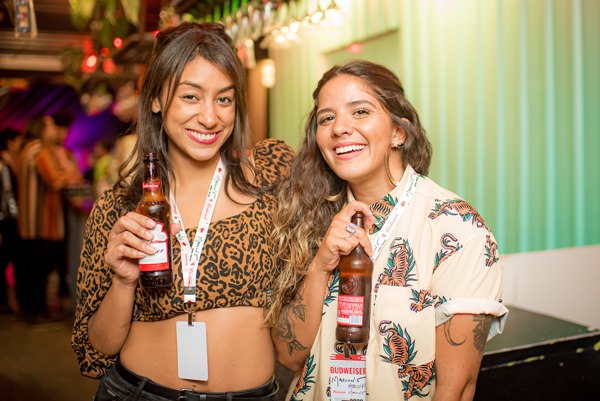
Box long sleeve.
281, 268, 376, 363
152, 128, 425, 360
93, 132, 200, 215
70, 188, 121, 378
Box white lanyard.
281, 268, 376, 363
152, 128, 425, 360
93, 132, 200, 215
169, 158, 225, 304
329, 167, 418, 379
350, 165, 419, 262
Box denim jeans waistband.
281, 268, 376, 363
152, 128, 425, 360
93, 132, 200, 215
113, 359, 278, 401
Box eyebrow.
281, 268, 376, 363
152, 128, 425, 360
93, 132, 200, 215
316, 99, 377, 116
178, 81, 235, 94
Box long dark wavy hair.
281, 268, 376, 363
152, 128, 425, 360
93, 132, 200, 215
265, 60, 433, 326
115, 22, 257, 211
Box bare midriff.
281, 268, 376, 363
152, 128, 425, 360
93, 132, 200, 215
120, 306, 275, 392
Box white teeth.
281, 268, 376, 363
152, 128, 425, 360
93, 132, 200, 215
188, 129, 216, 141
335, 144, 366, 154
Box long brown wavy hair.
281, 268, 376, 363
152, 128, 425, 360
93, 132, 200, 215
115, 22, 257, 211
265, 60, 432, 326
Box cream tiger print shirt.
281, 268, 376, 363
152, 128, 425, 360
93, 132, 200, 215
287, 165, 508, 401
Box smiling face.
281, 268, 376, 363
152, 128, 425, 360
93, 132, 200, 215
153, 56, 236, 166
315, 74, 405, 196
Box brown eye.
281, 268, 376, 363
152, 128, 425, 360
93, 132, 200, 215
318, 115, 334, 125
354, 108, 370, 117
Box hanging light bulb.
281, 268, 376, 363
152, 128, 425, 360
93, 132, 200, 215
323, 0, 344, 27
310, 10, 324, 24
113, 37, 123, 49
81, 54, 98, 74
260, 59, 276, 88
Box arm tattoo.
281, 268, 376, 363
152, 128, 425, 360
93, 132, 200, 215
443, 314, 494, 352
443, 318, 466, 346
274, 294, 308, 356
472, 314, 493, 353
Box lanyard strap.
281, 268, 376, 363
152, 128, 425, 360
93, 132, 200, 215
349, 165, 419, 262
169, 158, 225, 303
370, 165, 419, 261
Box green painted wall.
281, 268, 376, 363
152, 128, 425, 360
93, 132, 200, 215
268, 0, 600, 255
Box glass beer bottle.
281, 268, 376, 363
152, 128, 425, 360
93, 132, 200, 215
136, 152, 174, 288
336, 211, 373, 343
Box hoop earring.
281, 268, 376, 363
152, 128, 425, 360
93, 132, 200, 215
384, 151, 398, 187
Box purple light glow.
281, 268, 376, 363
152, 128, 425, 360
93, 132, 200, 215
0, 80, 132, 173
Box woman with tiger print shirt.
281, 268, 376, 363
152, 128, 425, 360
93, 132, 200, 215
71, 22, 292, 401
266, 60, 507, 401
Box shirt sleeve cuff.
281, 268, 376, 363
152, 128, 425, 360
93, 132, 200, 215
435, 298, 509, 341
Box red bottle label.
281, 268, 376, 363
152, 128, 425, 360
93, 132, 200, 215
139, 222, 169, 271
337, 295, 365, 327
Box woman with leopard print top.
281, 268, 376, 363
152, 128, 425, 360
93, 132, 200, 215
71, 22, 292, 401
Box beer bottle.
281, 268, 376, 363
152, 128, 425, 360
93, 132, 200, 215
136, 152, 174, 288
336, 211, 373, 343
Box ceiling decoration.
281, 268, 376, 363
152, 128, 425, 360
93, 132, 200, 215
0, 0, 342, 80
159, 1, 342, 67
0, 0, 161, 80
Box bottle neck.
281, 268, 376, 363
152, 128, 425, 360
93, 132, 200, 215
142, 162, 164, 196
351, 212, 365, 230
354, 243, 367, 254
351, 212, 367, 253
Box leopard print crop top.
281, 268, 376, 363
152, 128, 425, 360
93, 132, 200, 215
71, 139, 293, 378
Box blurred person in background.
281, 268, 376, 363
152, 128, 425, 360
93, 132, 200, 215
91, 136, 117, 197
16, 114, 46, 322
0, 128, 23, 314
16, 110, 83, 323
35, 108, 83, 306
